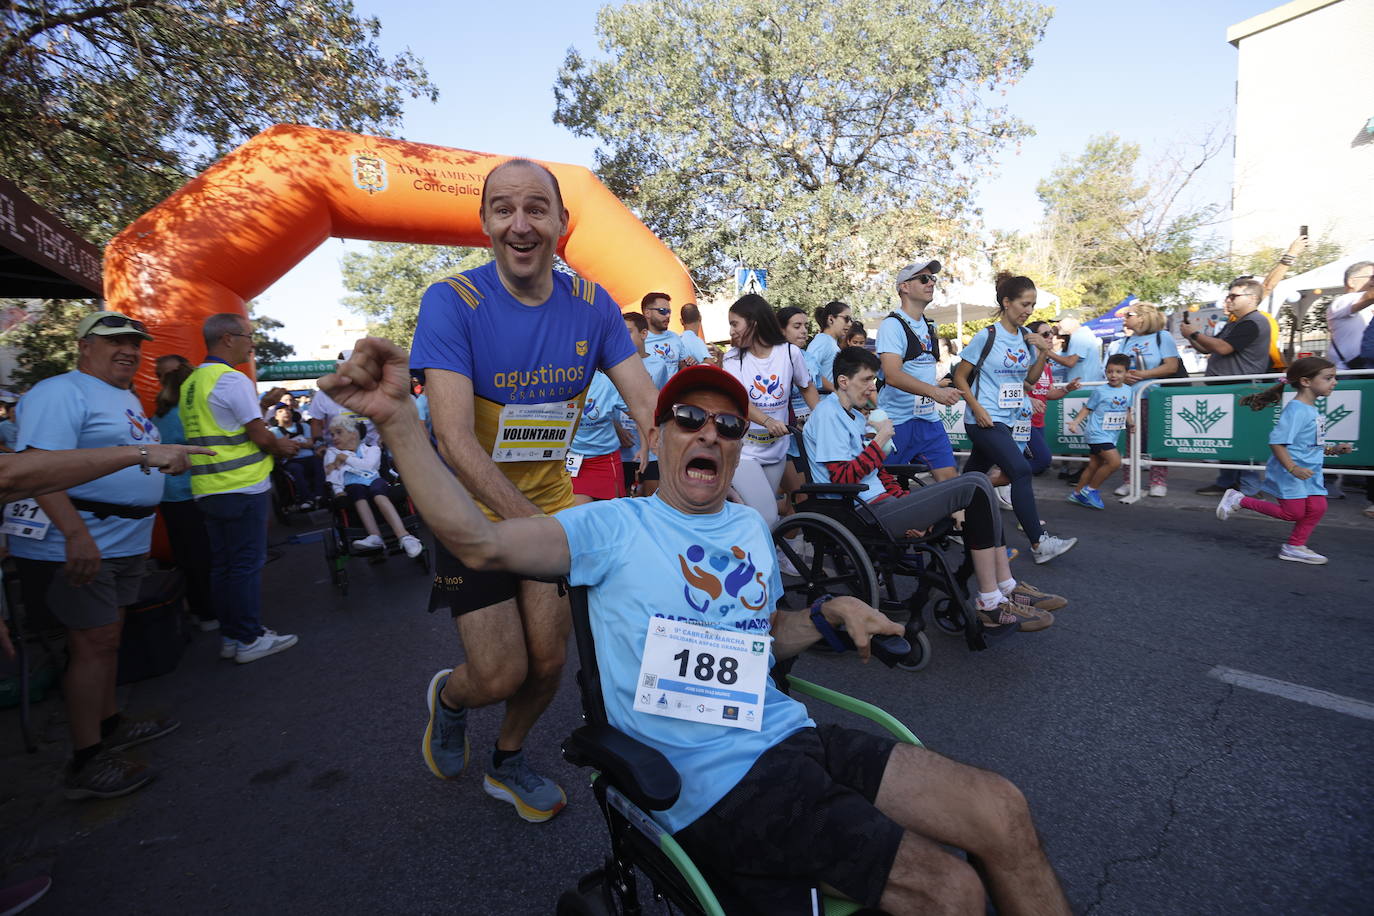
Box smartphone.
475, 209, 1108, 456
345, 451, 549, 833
1300, 224, 1308, 237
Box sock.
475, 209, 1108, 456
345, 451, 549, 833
977, 591, 1003, 611
492, 745, 521, 768
998, 578, 1017, 597
100, 712, 123, 739
70, 742, 103, 773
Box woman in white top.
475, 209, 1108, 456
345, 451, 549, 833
720, 294, 818, 526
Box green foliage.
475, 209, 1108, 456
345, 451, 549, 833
0, 0, 437, 243
554, 0, 1051, 311
248, 302, 294, 365
341, 243, 492, 344
1004, 131, 1228, 311
0, 299, 99, 390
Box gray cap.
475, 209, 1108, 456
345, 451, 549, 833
895, 259, 942, 286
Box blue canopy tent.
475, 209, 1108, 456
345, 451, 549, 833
1083, 296, 1136, 341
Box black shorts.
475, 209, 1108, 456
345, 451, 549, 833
674, 724, 903, 911
428, 538, 519, 617
343, 479, 388, 501
1087, 442, 1120, 455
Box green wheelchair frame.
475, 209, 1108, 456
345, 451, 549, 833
558, 586, 922, 916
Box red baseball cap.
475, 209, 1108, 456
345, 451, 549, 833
654, 364, 750, 424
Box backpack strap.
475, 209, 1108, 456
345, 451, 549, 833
887, 311, 935, 362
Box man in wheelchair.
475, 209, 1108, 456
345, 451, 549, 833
803, 347, 1066, 632
321, 340, 1069, 915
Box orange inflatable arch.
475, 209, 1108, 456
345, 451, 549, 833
104, 123, 697, 403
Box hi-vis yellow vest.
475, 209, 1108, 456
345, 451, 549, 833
181, 362, 271, 495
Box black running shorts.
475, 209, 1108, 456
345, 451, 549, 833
428, 539, 519, 617
673, 724, 903, 911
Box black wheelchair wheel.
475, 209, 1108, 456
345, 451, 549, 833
555, 870, 615, 916
931, 596, 967, 637
771, 512, 879, 609
894, 631, 933, 671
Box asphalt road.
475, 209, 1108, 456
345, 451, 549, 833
2, 469, 1371, 914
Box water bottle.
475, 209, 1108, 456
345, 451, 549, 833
866, 408, 898, 456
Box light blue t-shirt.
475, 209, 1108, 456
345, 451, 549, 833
556, 495, 815, 834
622, 356, 670, 464
958, 325, 1033, 427
645, 330, 684, 377
0, 419, 17, 450
415, 392, 430, 429
804, 333, 841, 393
1065, 327, 1104, 383
1081, 383, 1133, 447
803, 393, 885, 503
153, 407, 191, 503
13, 370, 164, 561
1263, 400, 1326, 499
571, 371, 626, 457
876, 312, 939, 422
680, 329, 710, 364
1108, 331, 1180, 373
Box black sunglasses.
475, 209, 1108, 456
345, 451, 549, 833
648, 307, 671, 315
667, 403, 747, 440
906, 273, 937, 284
91, 315, 147, 334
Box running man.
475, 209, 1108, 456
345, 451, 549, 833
876, 259, 964, 481
410, 159, 657, 822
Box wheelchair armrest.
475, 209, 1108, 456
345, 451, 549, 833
563, 724, 682, 812
796, 483, 866, 498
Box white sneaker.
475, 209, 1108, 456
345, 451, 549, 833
994, 485, 1013, 511
400, 534, 423, 559
1215, 488, 1245, 521
235, 630, 299, 663
352, 534, 385, 552
776, 548, 801, 578
1278, 544, 1327, 565
1031, 534, 1077, 565
220, 637, 238, 660
1149, 484, 1168, 497
1113, 483, 1131, 497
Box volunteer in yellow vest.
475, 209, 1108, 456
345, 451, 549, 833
182, 313, 301, 664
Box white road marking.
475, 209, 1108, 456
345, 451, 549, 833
1208, 666, 1374, 722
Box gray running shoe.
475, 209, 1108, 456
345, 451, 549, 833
106, 716, 181, 752
1031, 534, 1077, 565
484, 751, 567, 823
64, 750, 155, 800
235, 630, 298, 664
422, 669, 469, 779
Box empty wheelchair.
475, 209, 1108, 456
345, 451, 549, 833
557, 586, 920, 916
771, 426, 1017, 673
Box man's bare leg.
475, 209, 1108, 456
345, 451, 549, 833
65, 619, 123, 751
875, 744, 1069, 916
496, 579, 569, 751
442, 597, 529, 710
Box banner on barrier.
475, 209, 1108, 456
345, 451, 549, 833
1146, 380, 1370, 467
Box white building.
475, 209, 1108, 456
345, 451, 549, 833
1228, 0, 1374, 258
305, 314, 369, 361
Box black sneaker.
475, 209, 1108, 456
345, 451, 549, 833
64, 750, 156, 800
106, 715, 181, 752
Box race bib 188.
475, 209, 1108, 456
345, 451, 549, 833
634, 618, 771, 732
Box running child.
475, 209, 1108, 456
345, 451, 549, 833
1216, 357, 1353, 564
1064, 354, 1134, 510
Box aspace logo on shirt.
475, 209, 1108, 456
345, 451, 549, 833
124, 408, 158, 442
748, 373, 785, 402
1002, 346, 1029, 368
675, 542, 770, 622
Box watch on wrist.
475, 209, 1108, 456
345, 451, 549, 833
138, 444, 151, 474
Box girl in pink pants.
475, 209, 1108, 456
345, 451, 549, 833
1215, 358, 1352, 564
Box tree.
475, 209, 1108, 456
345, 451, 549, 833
1006, 131, 1229, 313
0, 0, 436, 243
0, 299, 98, 390
248, 302, 294, 364
341, 242, 491, 344
553, 0, 1051, 311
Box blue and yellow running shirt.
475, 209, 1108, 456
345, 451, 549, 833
411, 262, 636, 519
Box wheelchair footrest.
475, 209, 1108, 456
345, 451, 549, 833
563, 724, 681, 812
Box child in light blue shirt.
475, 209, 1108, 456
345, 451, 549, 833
1065, 355, 1134, 510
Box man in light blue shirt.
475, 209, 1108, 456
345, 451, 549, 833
643, 292, 686, 375
678, 303, 712, 365
320, 339, 1070, 915
11, 312, 180, 801
876, 258, 963, 480
1047, 314, 1104, 384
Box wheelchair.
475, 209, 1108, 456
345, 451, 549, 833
558, 585, 921, 916
320, 461, 430, 595
769, 426, 1016, 673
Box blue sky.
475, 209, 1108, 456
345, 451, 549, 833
260, 0, 1276, 353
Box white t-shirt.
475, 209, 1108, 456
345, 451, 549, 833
205, 366, 270, 496
310, 387, 379, 447
1327, 291, 1372, 369
721, 343, 812, 464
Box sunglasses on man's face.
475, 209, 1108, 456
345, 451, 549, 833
667, 403, 748, 440
907, 274, 937, 285
649, 307, 671, 315
91, 315, 148, 334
